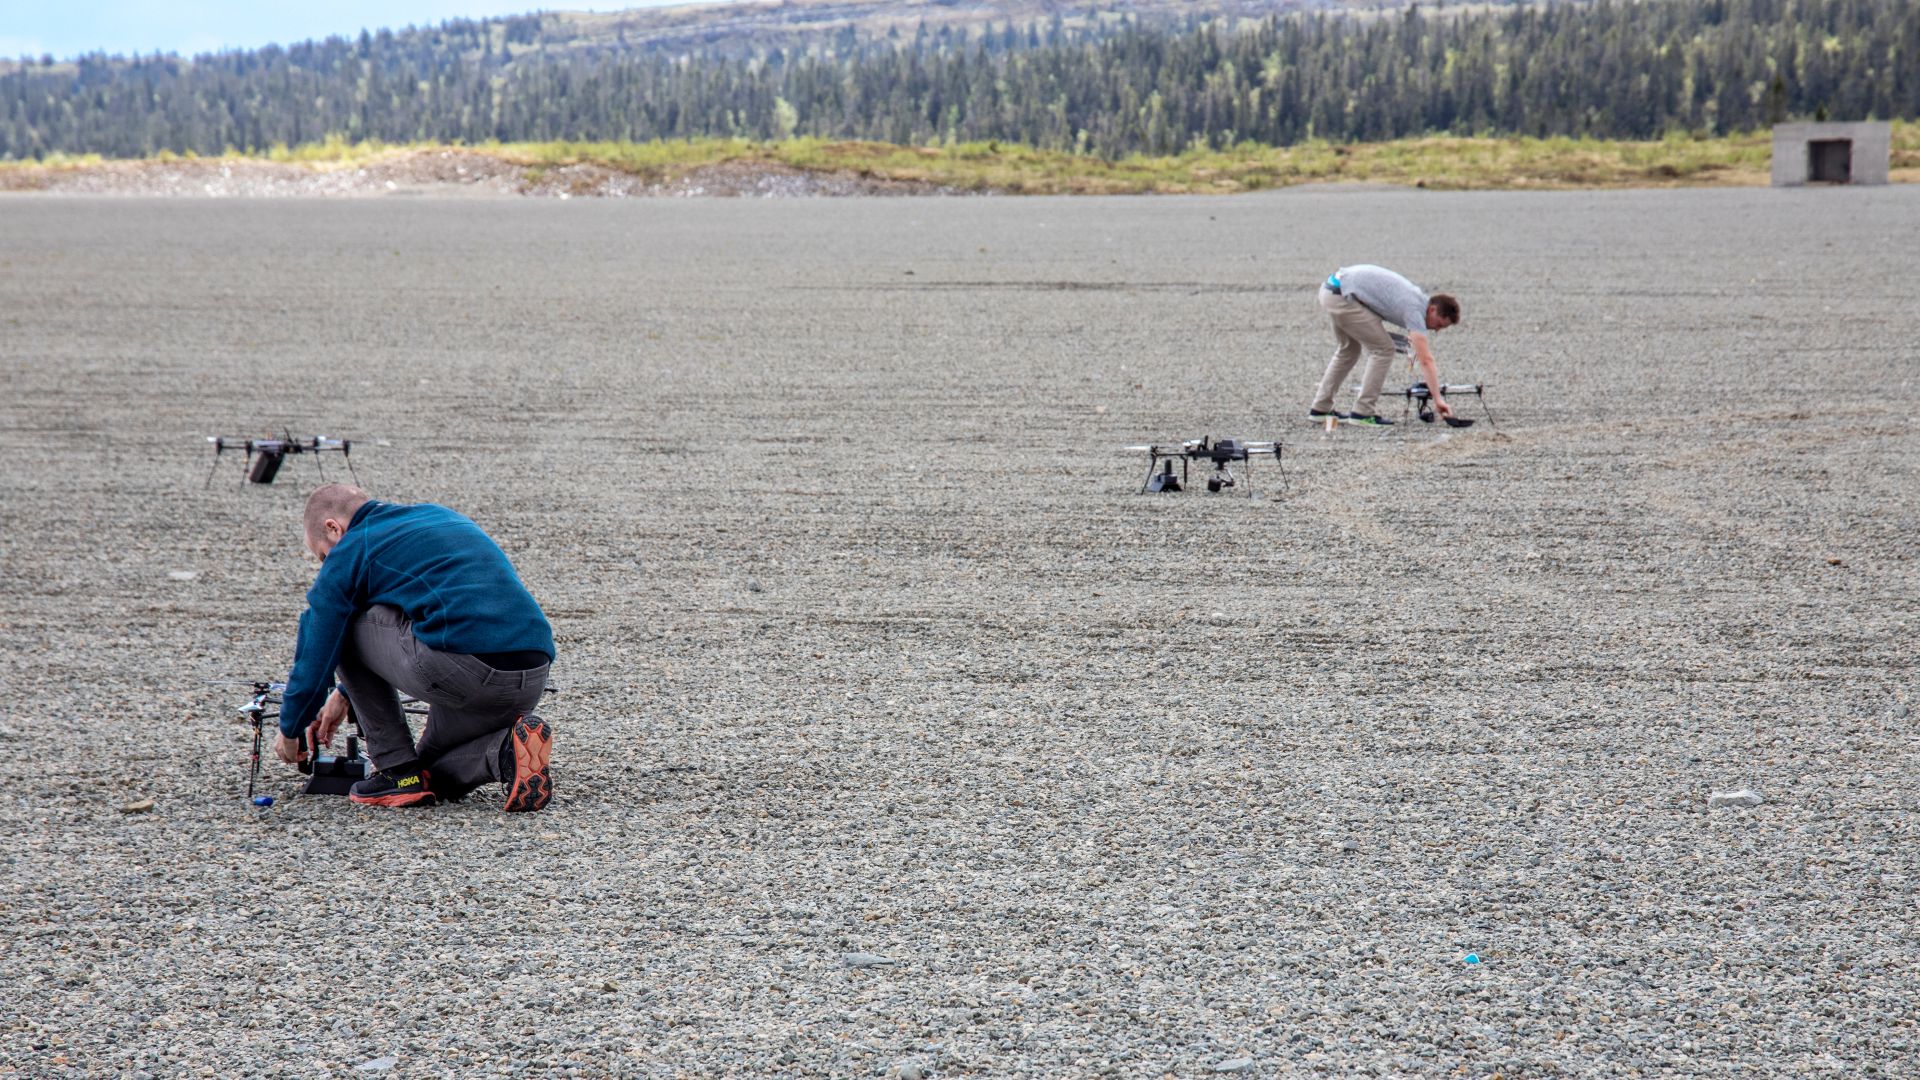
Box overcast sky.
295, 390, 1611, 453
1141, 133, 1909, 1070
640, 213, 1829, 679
2, 1, 733, 61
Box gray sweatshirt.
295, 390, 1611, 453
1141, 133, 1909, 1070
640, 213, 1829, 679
1334, 264, 1430, 335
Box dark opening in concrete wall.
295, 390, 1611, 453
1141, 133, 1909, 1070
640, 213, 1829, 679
1809, 139, 1853, 183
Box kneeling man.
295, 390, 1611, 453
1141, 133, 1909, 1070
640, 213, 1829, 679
274, 484, 556, 811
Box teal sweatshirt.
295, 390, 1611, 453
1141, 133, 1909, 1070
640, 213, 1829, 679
279, 501, 554, 736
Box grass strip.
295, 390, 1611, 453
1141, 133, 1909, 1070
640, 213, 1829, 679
7, 124, 1917, 193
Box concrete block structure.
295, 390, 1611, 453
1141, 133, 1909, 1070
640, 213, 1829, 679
1771, 121, 1891, 186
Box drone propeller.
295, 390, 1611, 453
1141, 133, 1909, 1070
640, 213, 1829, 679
1125, 438, 1281, 459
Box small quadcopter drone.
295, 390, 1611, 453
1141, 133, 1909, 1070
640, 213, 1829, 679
204, 432, 358, 487
1378, 382, 1503, 431
1124, 436, 1284, 495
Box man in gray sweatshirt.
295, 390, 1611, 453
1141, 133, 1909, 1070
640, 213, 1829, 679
1309, 265, 1461, 426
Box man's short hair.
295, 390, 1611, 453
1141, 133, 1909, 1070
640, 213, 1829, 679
1431, 293, 1462, 325
304, 483, 370, 545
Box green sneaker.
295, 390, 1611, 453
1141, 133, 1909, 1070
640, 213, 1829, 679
1343, 414, 1395, 427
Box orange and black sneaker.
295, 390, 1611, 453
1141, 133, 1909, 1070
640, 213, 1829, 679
348, 764, 437, 808
500, 713, 553, 813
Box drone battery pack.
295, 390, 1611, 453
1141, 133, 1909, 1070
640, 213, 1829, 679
304, 771, 362, 796
300, 750, 372, 796
247, 450, 286, 484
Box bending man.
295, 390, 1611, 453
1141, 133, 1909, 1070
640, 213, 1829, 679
273, 483, 556, 811
1308, 264, 1461, 427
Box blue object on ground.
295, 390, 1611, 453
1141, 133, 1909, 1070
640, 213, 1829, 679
252, 796, 274, 807
1463, 953, 1481, 964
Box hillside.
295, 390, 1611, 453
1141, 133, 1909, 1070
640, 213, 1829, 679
527, 0, 1327, 54
0, 0, 1339, 72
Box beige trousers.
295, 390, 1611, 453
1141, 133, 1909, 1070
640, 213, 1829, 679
1310, 285, 1401, 418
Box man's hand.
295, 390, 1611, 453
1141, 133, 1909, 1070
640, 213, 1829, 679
1410, 335, 1452, 420
311, 689, 349, 749
273, 732, 305, 764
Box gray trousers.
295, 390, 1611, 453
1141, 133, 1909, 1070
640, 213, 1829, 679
335, 604, 549, 792
1310, 285, 1404, 418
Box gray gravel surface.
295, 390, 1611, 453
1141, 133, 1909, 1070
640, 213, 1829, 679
2, 189, 1916, 1077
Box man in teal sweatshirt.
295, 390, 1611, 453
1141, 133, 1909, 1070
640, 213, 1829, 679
274, 484, 556, 811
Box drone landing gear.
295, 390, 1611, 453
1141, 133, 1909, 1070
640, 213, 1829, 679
1145, 458, 1184, 493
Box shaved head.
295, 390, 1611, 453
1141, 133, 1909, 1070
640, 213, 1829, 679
304, 483, 370, 559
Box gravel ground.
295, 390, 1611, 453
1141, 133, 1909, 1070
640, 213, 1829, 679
1, 189, 1916, 1078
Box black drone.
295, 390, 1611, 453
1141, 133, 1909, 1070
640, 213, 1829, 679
1125, 436, 1284, 495
1376, 381, 1504, 431
204, 432, 358, 487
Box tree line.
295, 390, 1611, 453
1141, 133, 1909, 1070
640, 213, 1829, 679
3, 0, 1915, 160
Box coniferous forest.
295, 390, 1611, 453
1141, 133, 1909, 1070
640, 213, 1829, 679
3, 0, 1915, 161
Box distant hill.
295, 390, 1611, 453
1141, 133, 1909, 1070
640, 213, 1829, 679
523, 1, 1338, 54
2, 0, 1348, 71
2, 0, 1914, 160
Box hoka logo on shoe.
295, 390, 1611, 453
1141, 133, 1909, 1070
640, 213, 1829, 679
397, 775, 419, 788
